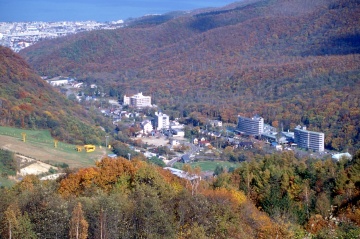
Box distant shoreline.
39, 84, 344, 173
0, 0, 236, 22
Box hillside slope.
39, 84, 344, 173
0, 157, 290, 238
0, 46, 105, 144
20, 0, 360, 151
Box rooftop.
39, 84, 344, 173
164, 167, 201, 181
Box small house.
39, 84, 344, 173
141, 120, 153, 134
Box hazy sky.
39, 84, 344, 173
0, 0, 237, 22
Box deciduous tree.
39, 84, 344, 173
69, 202, 88, 239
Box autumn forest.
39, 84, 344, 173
0, 0, 360, 238
20, 0, 360, 151
1, 152, 360, 238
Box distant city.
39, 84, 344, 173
0, 20, 125, 52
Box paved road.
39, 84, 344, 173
166, 141, 203, 167
167, 156, 180, 167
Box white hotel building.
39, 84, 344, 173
123, 92, 151, 108
237, 115, 264, 136
294, 126, 324, 152
154, 112, 170, 131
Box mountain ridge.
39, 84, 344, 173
19, 0, 360, 151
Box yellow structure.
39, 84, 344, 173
75, 145, 96, 153
84, 145, 96, 153
54, 139, 58, 148
21, 132, 26, 142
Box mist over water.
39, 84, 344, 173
0, 0, 237, 22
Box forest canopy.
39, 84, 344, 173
19, 0, 360, 151
0, 152, 359, 238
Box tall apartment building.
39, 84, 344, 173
294, 126, 324, 152
154, 112, 170, 130
123, 92, 151, 108
237, 115, 264, 136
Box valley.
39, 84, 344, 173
19, 0, 360, 152
0, 0, 359, 238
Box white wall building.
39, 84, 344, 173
237, 115, 264, 136
123, 92, 151, 108
164, 167, 201, 181
294, 126, 324, 152
154, 112, 170, 130
48, 79, 68, 86
46, 76, 69, 86
123, 95, 130, 105
208, 120, 223, 127
141, 120, 153, 134
170, 121, 184, 129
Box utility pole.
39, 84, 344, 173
128, 153, 131, 161
105, 135, 109, 148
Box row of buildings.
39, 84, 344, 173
140, 112, 185, 137
236, 115, 325, 152
118, 92, 326, 152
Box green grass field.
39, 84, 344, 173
0, 126, 53, 142
173, 161, 240, 172
0, 126, 108, 167
0, 176, 15, 188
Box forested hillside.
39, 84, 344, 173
0, 157, 282, 239
20, 0, 360, 151
0, 152, 359, 238
0, 46, 105, 144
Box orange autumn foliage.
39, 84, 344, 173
59, 167, 99, 197
94, 157, 138, 191
58, 157, 185, 197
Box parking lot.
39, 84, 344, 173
141, 136, 169, 147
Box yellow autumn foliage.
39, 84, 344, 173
229, 189, 247, 205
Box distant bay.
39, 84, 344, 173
0, 0, 237, 22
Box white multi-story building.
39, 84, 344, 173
237, 115, 264, 136
294, 126, 324, 152
123, 92, 151, 108
154, 112, 170, 131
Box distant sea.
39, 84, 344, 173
0, 0, 237, 22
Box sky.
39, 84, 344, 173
0, 0, 237, 22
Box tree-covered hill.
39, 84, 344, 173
0, 157, 283, 239
0, 46, 105, 144
20, 0, 360, 151
0, 152, 359, 238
